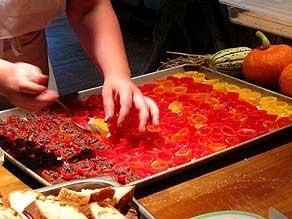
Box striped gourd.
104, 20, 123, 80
209, 47, 252, 72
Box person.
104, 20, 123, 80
0, 0, 159, 131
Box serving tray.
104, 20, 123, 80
0, 65, 291, 188
36, 177, 154, 219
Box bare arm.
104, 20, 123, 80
66, 0, 159, 130
66, 0, 130, 78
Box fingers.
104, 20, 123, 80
144, 96, 159, 125
18, 80, 47, 94
8, 89, 58, 111
117, 87, 132, 126
133, 90, 149, 131
15, 63, 48, 94
102, 86, 114, 121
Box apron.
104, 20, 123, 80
0, 0, 66, 74
0, 0, 66, 109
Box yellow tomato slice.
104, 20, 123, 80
226, 84, 240, 92
204, 78, 219, 85
259, 96, 277, 106
88, 117, 109, 133
213, 82, 228, 91
151, 160, 169, 172
168, 101, 183, 113
192, 72, 206, 82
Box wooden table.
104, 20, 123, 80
140, 142, 292, 219
1, 141, 292, 219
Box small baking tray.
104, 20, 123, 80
36, 177, 155, 219
0, 65, 291, 188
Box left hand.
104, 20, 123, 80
102, 75, 159, 131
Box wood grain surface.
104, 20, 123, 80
140, 142, 292, 219
0, 166, 28, 197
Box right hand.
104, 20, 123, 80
0, 61, 58, 111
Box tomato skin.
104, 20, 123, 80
60, 165, 78, 181
40, 169, 62, 183
151, 160, 169, 173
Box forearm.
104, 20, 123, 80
67, 0, 130, 79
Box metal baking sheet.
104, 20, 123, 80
36, 177, 154, 219
0, 64, 291, 188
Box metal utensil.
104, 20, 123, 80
55, 99, 101, 134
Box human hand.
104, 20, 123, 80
102, 75, 159, 131
0, 61, 58, 111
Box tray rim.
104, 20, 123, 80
0, 64, 291, 189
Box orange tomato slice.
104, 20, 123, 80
160, 80, 175, 90
172, 86, 187, 95
190, 113, 208, 124
151, 160, 169, 172
208, 143, 226, 152
153, 86, 166, 95
168, 101, 183, 113
171, 127, 190, 141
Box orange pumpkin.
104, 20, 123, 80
279, 63, 292, 97
243, 31, 292, 87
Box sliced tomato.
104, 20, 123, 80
208, 143, 226, 152
276, 117, 292, 128
60, 165, 78, 181
209, 132, 225, 143
151, 160, 169, 173
197, 126, 213, 136
156, 150, 173, 161
236, 128, 257, 140
40, 169, 62, 183
221, 125, 235, 136
190, 113, 208, 124
75, 160, 95, 176
225, 136, 240, 146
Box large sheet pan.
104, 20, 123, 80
0, 65, 291, 188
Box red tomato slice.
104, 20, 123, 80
198, 136, 213, 147
60, 165, 78, 181
209, 132, 225, 143
156, 150, 173, 161
236, 128, 257, 140
221, 125, 235, 136
276, 117, 292, 128
225, 136, 240, 146
40, 169, 62, 183
197, 126, 213, 136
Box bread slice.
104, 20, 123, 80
58, 188, 90, 206
81, 187, 115, 204
24, 196, 87, 219
112, 186, 135, 210
0, 204, 22, 219
5, 190, 43, 215
81, 202, 126, 219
